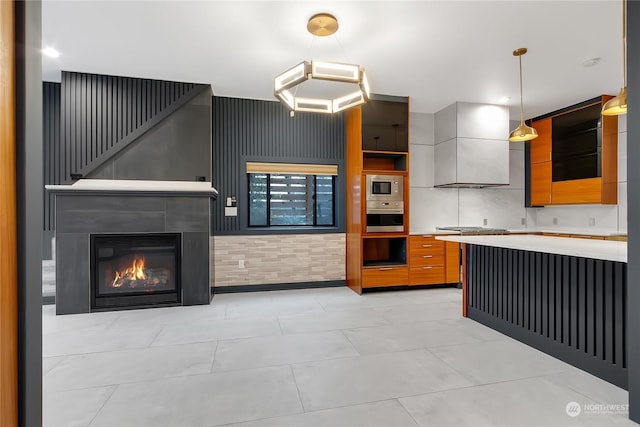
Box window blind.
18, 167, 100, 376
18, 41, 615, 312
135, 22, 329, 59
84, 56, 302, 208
246, 162, 338, 176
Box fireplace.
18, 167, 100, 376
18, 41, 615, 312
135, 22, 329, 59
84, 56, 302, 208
48, 181, 215, 315
91, 233, 181, 310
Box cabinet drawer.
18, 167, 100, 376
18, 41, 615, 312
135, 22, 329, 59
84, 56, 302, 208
571, 235, 605, 240
410, 243, 445, 257
410, 236, 444, 251
410, 235, 444, 244
409, 266, 445, 285
362, 267, 409, 288
410, 254, 445, 267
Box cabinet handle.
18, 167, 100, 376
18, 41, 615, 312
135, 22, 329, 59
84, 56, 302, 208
423, 266, 433, 269
422, 235, 433, 238
422, 244, 433, 248
423, 255, 433, 258
378, 267, 393, 271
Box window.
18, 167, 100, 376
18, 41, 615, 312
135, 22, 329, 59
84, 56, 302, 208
247, 163, 337, 227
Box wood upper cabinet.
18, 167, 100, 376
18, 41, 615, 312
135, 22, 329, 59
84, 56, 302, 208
530, 118, 551, 164
527, 96, 617, 206
530, 161, 552, 206
361, 99, 409, 152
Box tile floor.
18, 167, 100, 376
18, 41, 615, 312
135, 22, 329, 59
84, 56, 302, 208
43, 286, 635, 427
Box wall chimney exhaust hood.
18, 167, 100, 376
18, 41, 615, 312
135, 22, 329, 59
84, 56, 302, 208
434, 102, 510, 188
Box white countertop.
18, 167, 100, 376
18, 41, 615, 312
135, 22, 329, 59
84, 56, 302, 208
46, 179, 218, 194
436, 234, 627, 263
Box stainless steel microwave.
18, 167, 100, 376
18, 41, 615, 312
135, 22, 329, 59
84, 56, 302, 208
365, 174, 403, 203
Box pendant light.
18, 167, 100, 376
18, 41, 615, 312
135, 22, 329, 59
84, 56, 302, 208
274, 13, 370, 114
602, 0, 627, 116
509, 48, 538, 142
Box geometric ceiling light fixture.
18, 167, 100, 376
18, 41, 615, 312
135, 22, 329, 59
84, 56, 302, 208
274, 13, 370, 114
602, 0, 627, 116
508, 47, 539, 142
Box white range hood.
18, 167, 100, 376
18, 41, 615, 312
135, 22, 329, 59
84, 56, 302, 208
434, 102, 509, 188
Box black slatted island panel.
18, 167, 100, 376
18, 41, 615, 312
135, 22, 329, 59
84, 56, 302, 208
465, 244, 627, 389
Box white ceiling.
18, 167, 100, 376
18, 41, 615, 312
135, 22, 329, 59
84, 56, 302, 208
41, 0, 624, 119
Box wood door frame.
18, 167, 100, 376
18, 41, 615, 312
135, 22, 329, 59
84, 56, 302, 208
0, 1, 19, 425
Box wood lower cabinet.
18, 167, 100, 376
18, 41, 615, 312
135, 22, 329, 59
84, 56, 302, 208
542, 232, 572, 238
445, 241, 461, 283
410, 266, 445, 285
362, 266, 409, 288
409, 235, 459, 285
543, 232, 623, 241
570, 235, 605, 240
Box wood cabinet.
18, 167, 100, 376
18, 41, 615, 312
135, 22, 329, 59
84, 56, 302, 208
529, 117, 552, 206
362, 266, 409, 288
530, 161, 552, 206
346, 96, 410, 293
445, 241, 461, 283
408, 235, 460, 286
542, 232, 621, 241
361, 98, 409, 152
541, 232, 572, 238
530, 118, 552, 163
527, 96, 617, 206
551, 177, 603, 204
606, 235, 628, 242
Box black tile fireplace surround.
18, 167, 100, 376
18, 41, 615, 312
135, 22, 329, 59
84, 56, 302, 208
50, 188, 214, 314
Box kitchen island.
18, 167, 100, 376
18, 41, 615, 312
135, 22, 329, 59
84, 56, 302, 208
437, 234, 628, 389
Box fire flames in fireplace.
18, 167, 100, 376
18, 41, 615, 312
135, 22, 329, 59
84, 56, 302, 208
111, 256, 171, 289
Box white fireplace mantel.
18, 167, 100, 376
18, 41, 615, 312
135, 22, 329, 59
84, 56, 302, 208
46, 179, 218, 195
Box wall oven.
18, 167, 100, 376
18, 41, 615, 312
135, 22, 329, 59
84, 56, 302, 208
365, 174, 404, 232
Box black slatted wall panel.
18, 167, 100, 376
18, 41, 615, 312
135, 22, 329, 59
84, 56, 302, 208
43, 82, 61, 231
213, 96, 346, 234
467, 245, 627, 389
60, 71, 208, 183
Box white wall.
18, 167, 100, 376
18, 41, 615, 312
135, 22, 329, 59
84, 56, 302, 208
409, 112, 627, 234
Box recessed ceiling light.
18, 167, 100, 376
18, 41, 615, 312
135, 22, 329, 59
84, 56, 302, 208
582, 57, 600, 68
42, 47, 60, 58
498, 96, 510, 104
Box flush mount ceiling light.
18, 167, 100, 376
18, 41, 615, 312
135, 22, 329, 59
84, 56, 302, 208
602, 0, 627, 116
274, 13, 370, 114
509, 48, 538, 142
